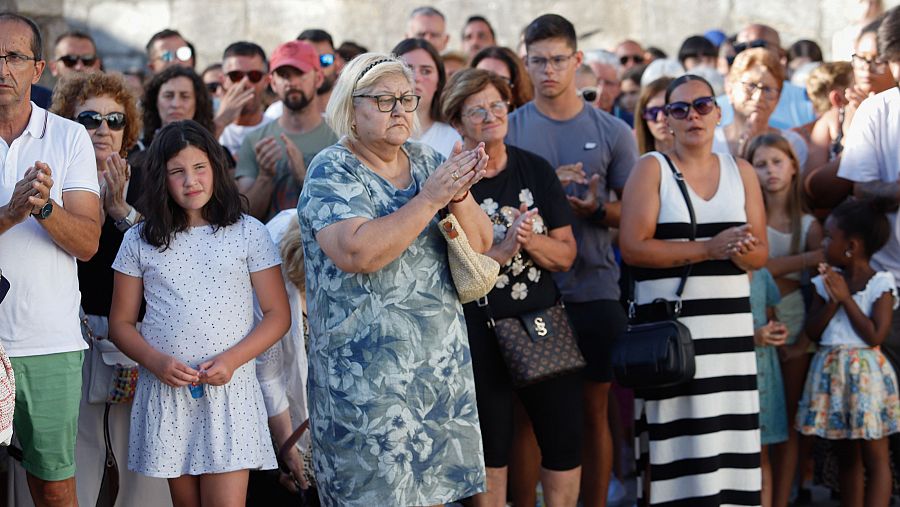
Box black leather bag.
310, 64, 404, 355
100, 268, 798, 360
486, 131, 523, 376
488, 301, 586, 388
612, 153, 696, 390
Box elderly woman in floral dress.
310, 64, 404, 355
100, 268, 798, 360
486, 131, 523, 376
297, 53, 492, 506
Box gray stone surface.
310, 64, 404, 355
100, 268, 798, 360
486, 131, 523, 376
9, 0, 900, 87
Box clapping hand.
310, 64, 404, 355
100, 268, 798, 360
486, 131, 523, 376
421, 142, 488, 208
706, 224, 758, 260
819, 263, 851, 304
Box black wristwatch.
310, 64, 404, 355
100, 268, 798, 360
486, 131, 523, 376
589, 201, 606, 224
32, 201, 53, 220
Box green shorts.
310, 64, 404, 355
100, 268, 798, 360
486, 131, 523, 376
10, 350, 83, 481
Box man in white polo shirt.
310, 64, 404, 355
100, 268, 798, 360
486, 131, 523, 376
0, 13, 100, 506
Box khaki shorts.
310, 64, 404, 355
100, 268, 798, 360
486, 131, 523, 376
10, 350, 83, 481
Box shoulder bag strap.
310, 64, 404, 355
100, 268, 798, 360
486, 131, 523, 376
660, 153, 697, 312
625, 152, 697, 318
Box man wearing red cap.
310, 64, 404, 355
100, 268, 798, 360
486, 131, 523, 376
235, 40, 338, 220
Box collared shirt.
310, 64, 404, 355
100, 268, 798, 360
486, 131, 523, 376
0, 102, 98, 357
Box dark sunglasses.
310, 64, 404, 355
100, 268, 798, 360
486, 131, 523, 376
578, 87, 598, 102
733, 39, 768, 55
664, 96, 716, 120
76, 111, 126, 131
641, 105, 666, 121
58, 54, 97, 68
226, 70, 265, 83
205, 82, 222, 93
319, 53, 335, 68
619, 54, 644, 66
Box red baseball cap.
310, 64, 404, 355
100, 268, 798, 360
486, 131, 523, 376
270, 40, 320, 73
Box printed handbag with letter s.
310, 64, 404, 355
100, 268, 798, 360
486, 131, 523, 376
492, 302, 585, 388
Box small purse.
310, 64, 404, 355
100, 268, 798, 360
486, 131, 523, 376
488, 300, 586, 388
81, 314, 139, 405
612, 153, 696, 390
438, 210, 500, 304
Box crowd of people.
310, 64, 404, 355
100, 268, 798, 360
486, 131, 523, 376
0, 3, 899, 507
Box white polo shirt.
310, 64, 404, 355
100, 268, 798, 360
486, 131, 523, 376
0, 103, 98, 357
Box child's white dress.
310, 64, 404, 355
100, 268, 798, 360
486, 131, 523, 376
113, 215, 280, 477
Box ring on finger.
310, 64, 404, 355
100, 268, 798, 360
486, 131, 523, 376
451, 171, 460, 180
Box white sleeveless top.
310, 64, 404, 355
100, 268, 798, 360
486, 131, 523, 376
635, 152, 747, 305
767, 214, 815, 281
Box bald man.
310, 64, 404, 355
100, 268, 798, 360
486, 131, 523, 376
406, 6, 449, 52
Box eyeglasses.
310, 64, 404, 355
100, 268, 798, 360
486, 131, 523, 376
0, 53, 38, 69
740, 81, 779, 100
526, 53, 576, 71
205, 82, 222, 93
159, 46, 192, 63
641, 105, 666, 121
353, 94, 421, 112
665, 96, 716, 120
462, 100, 509, 124
851, 54, 888, 73
319, 53, 335, 68
57, 54, 98, 68
76, 111, 126, 131
226, 70, 265, 83
578, 87, 598, 102
619, 54, 645, 66
733, 39, 769, 55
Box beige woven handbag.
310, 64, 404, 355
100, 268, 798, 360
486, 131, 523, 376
438, 212, 500, 304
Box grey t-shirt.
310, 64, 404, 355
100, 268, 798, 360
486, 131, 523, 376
506, 102, 638, 302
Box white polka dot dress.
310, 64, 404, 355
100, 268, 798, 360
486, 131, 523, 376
112, 215, 281, 478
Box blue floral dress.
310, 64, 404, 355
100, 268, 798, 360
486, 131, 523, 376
297, 140, 486, 506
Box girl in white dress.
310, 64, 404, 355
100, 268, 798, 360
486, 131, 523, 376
109, 120, 291, 507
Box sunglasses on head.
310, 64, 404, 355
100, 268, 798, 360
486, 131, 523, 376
641, 105, 666, 121
76, 111, 126, 131
160, 46, 192, 63
58, 54, 97, 68
578, 87, 598, 102
319, 53, 335, 68
619, 54, 644, 66
664, 96, 716, 120
733, 39, 768, 55
226, 70, 265, 83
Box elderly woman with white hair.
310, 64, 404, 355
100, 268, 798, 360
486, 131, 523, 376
297, 52, 492, 506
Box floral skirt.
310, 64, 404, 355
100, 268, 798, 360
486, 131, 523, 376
796, 346, 900, 440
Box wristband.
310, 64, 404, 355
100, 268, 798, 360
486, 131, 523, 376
450, 190, 469, 204
589, 202, 607, 224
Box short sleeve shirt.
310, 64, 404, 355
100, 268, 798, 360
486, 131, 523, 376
506, 101, 638, 302
235, 120, 338, 221
0, 104, 99, 357
837, 88, 900, 282
467, 145, 573, 318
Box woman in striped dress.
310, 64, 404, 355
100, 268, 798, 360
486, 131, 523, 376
619, 74, 768, 506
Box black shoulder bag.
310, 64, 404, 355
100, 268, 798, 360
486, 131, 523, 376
611, 153, 696, 390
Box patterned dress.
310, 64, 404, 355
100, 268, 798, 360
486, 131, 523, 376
633, 152, 761, 506
297, 140, 486, 506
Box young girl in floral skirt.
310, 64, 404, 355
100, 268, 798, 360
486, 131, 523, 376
798, 198, 900, 506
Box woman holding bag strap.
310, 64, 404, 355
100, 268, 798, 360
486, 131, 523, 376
619, 74, 768, 506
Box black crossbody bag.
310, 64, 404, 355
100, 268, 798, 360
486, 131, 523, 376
611, 153, 696, 390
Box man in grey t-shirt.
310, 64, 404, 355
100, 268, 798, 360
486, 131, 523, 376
506, 14, 638, 506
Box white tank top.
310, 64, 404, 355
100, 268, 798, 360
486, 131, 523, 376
767, 214, 815, 280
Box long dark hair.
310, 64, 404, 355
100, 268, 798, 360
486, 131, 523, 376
141, 66, 215, 146
392, 38, 446, 122
138, 120, 243, 250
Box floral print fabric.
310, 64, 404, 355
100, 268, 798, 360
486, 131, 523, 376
797, 346, 900, 440
297, 141, 486, 506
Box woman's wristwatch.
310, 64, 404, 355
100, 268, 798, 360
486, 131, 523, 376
114, 206, 139, 232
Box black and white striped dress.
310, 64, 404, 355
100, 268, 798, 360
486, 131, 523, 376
633, 152, 761, 506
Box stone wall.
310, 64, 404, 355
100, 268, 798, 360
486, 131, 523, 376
10, 0, 900, 86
